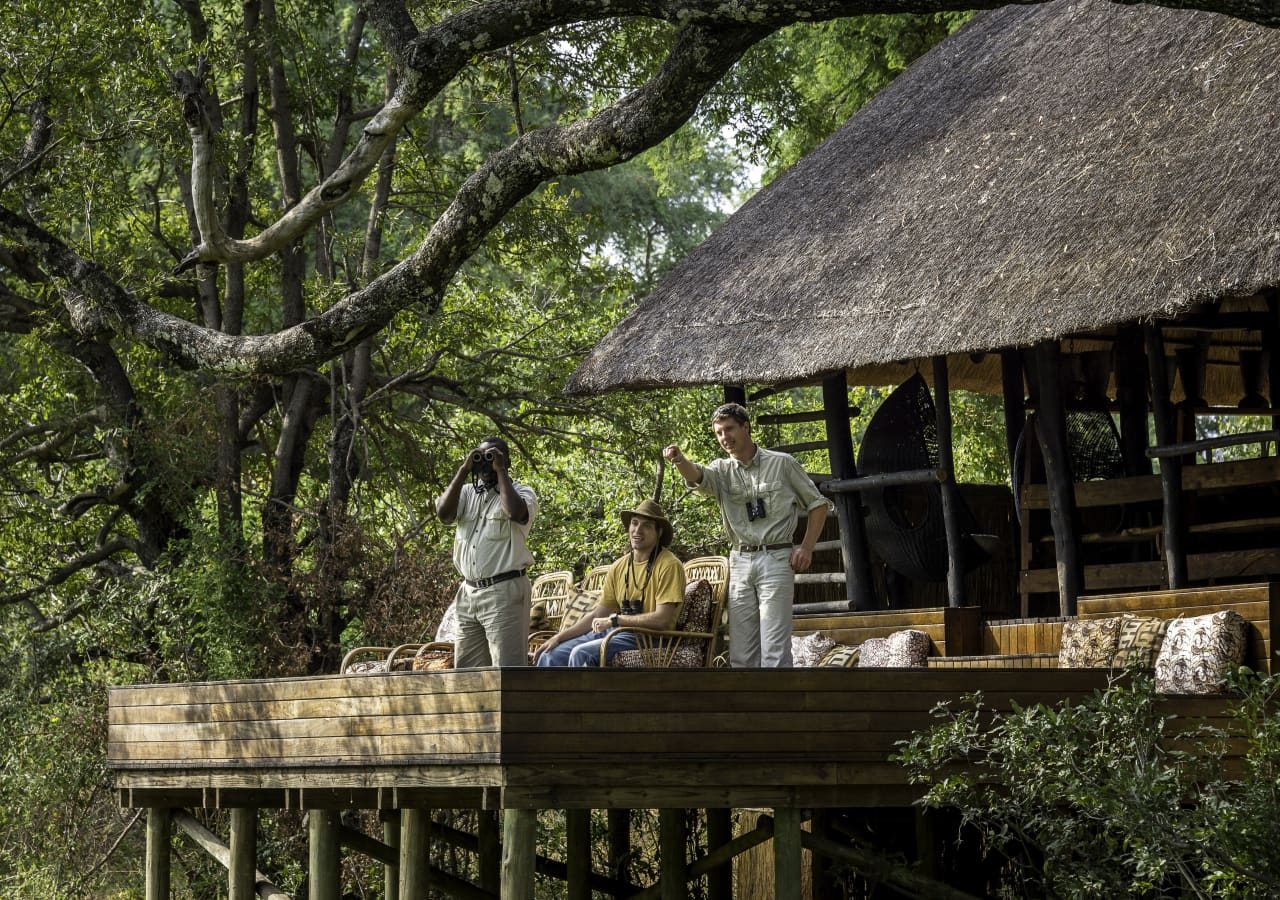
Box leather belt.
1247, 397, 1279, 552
464, 568, 527, 589
735, 543, 792, 553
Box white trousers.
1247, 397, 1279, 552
727, 548, 795, 668
453, 576, 531, 667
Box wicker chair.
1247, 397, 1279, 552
604, 557, 730, 668
528, 566, 609, 657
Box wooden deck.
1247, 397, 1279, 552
110, 667, 1236, 812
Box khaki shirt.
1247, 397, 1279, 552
450, 483, 537, 582
598, 548, 686, 615
691, 448, 832, 548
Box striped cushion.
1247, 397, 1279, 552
1111, 615, 1169, 669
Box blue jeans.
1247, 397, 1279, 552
535, 628, 639, 667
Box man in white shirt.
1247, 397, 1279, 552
435, 437, 538, 667
664, 403, 831, 667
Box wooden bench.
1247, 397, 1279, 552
793, 606, 982, 657
1077, 581, 1279, 673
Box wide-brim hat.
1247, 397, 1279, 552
620, 498, 674, 548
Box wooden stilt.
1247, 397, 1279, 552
772, 806, 803, 900
1115, 325, 1152, 476
810, 810, 838, 900
399, 809, 430, 900
501, 809, 537, 900
706, 808, 733, 900
566, 809, 591, 900
914, 807, 939, 880
1033, 341, 1083, 616
932, 356, 966, 607
607, 809, 631, 885
308, 809, 340, 900
145, 807, 171, 900
229, 808, 256, 900
659, 809, 687, 900
1266, 294, 1280, 449
1145, 324, 1188, 588
822, 372, 874, 609
381, 810, 400, 900
723, 385, 747, 407
999, 350, 1027, 488
478, 810, 500, 895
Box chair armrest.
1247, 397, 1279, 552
386, 643, 430, 669
341, 646, 393, 673
600, 628, 716, 666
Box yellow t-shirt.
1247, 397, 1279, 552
598, 548, 685, 616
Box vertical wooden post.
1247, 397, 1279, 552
723, 384, 747, 407
1145, 324, 1188, 588
821, 372, 874, 610
308, 810, 340, 900
1033, 341, 1083, 616
145, 807, 171, 900
399, 809, 429, 900
1266, 294, 1280, 446
381, 810, 400, 900
706, 808, 733, 900
229, 808, 256, 900
659, 809, 687, 900
810, 810, 837, 900
501, 809, 537, 900
772, 807, 803, 900
1115, 326, 1152, 476
566, 809, 591, 900
932, 356, 966, 607
914, 808, 939, 880
607, 809, 631, 886
999, 350, 1027, 488
478, 810, 500, 895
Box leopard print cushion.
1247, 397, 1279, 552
1059, 617, 1123, 668
1111, 615, 1170, 669
412, 649, 454, 671
612, 579, 714, 668
344, 660, 386, 674
1154, 610, 1248, 694
858, 630, 930, 668
676, 579, 714, 631
792, 632, 837, 667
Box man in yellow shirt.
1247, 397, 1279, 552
664, 403, 831, 667
534, 499, 686, 667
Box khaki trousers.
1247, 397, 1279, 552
453, 575, 531, 667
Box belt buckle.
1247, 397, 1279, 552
474, 576, 492, 588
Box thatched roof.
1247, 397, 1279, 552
568, 0, 1280, 397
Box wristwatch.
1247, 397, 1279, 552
610, 612, 619, 628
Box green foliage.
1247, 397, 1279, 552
897, 671, 1280, 898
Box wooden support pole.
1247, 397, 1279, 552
659, 809, 687, 900
705, 808, 733, 900
810, 810, 837, 900
229, 808, 256, 900
607, 809, 631, 887
308, 810, 340, 900
723, 384, 747, 407
932, 356, 966, 607
146, 808, 171, 900
631, 817, 776, 900
382, 811, 400, 900
1145, 324, 1188, 588
566, 809, 591, 900
1115, 325, 1152, 476
501, 809, 537, 900
478, 810, 500, 895
171, 810, 290, 900
1033, 341, 1083, 616
400, 809, 430, 900
772, 807, 803, 900
822, 373, 874, 610
999, 349, 1027, 488
1266, 294, 1280, 448
799, 828, 982, 900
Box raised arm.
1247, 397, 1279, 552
663, 444, 703, 486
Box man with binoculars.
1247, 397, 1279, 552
664, 403, 831, 668
533, 498, 685, 667
436, 437, 538, 667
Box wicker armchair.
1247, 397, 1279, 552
603, 561, 728, 668
528, 566, 609, 657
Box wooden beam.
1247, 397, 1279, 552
171, 810, 290, 900
607, 809, 631, 889
706, 809, 733, 900
338, 824, 395, 866
723, 385, 747, 406
810, 810, 838, 900
1146, 429, 1280, 458
478, 810, 500, 895
566, 809, 591, 900
822, 372, 874, 610
382, 811, 401, 900
146, 808, 171, 900
308, 810, 340, 900
999, 350, 1026, 489
1115, 325, 1152, 476
631, 816, 776, 900
229, 808, 257, 900
501, 809, 537, 900
1145, 324, 1188, 588
799, 828, 982, 900
400, 809, 430, 900
1033, 341, 1083, 616
772, 806, 803, 900
821, 468, 945, 494
659, 809, 687, 900
758, 407, 860, 426
932, 356, 965, 608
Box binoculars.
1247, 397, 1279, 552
620, 598, 643, 616
470, 449, 498, 463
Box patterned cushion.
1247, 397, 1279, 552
792, 632, 837, 668
1154, 611, 1248, 694
434, 601, 458, 643
818, 644, 861, 667
344, 660, 386, 674
676, 579, 714, 631
1059, 617, 1123, 668
412, 648, 454, 671
1111, 615, 1170, 669
529, 602, 550, 633
858, 630, 931, 668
